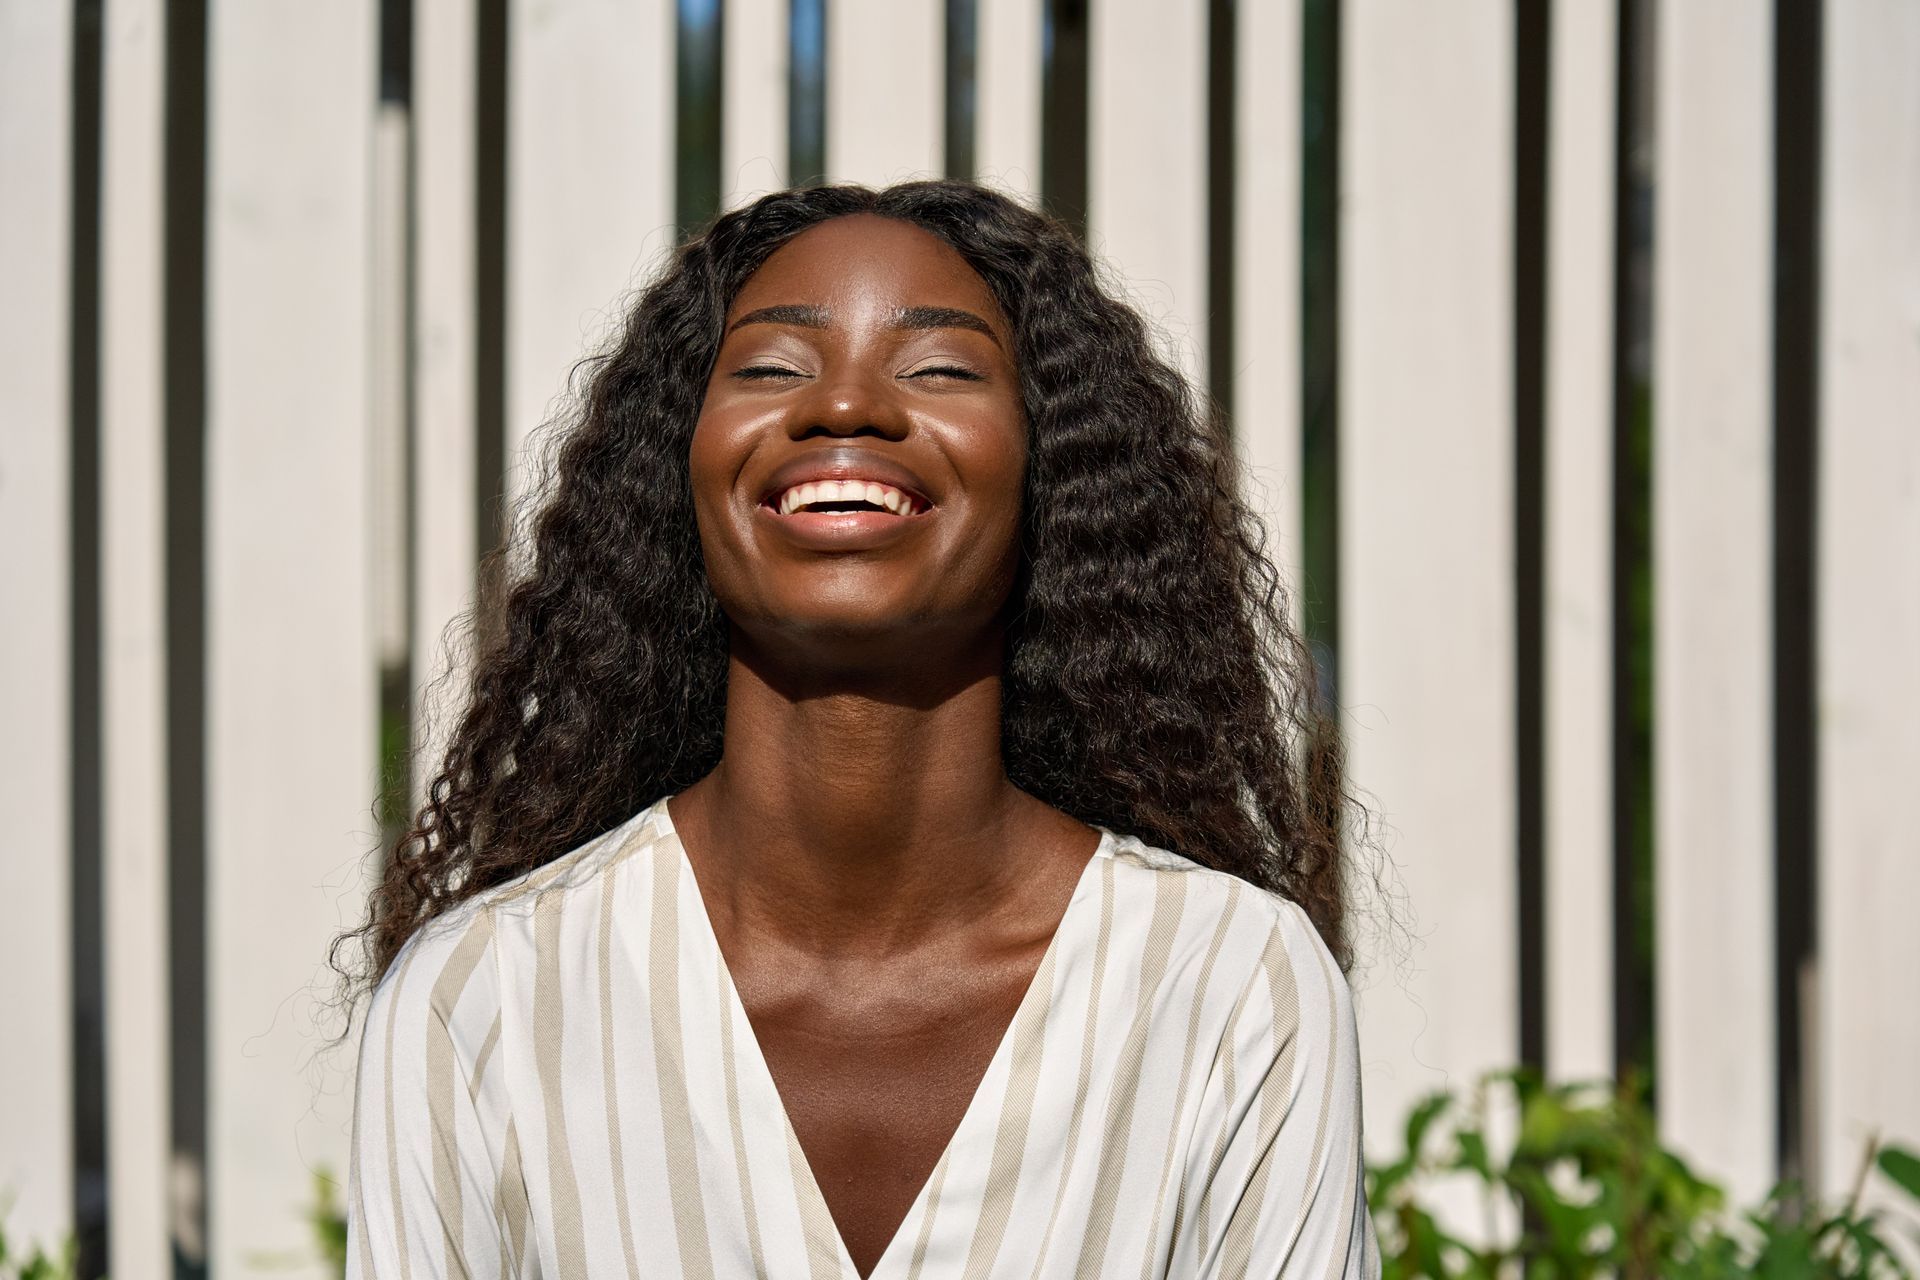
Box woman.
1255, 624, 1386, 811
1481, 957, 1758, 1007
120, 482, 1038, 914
341, 179, 1380, 1278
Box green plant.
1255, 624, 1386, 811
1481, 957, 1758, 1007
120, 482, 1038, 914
1368, 1067, 1920, 1279
310, 1168, 348, 1276
0, 1198, 78, 1280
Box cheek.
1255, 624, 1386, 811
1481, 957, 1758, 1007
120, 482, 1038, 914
684, 412, 749, 586
686, 409, 738, 518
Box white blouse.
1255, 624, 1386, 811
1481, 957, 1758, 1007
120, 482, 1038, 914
346, 793, 1380, 1278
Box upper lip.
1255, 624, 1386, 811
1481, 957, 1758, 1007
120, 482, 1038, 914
757, 449, 936, 512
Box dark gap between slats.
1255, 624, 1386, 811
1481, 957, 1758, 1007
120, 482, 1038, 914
1771, 0, 1822, 1200
1513, 0, 1551, 1079
789, 0, 827, 185
70, 1, 107, 1274
676, 0, 724, 238
1610, 0, 1658, 1108
1300, 0, 1340, 711
944, 0, 978, 179
1206, 0, 1237, 427
1039, 0, 1088, 239
164, 0, 211, 1271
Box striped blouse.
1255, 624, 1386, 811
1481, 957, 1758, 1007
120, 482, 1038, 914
346, 793, 1381, 1279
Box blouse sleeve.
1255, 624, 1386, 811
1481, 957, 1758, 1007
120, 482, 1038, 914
1173, 901, 1381, 1279
345, 907, 521, 1279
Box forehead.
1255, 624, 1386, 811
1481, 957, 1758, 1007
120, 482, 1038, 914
728, 214, 1005, 324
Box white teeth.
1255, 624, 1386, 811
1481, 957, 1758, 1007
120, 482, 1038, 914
773, 478, 922, 515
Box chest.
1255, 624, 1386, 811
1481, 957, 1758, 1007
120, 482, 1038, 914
730, 951, 1040, 1275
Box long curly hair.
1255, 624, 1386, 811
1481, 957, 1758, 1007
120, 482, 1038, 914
339, 178, 1372, 991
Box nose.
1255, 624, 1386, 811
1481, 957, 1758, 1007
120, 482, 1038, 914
789, 362, 910, 441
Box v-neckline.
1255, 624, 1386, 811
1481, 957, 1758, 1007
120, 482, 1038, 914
651, 794, 1113, 1279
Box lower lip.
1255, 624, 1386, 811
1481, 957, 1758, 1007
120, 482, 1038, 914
755, 503, 933, 550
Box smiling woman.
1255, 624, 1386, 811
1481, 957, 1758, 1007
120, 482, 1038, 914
336, 180, 1381, 1278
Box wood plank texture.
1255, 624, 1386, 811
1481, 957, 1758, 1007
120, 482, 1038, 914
1340, 0, 1518, 1177
975, 0, 1042, 201
0, 0, 76, 1247
1816, 0, 1920, 1212
100, 0, 172, 1272
1233, 0, 1306, 638
827, 0, 943, 186
1088, 0, 1208, 386
1543, 0, 1617, 1086
204, 4, 377, 1271
506, 0, 674, 517
1652, 0, 1777, 1206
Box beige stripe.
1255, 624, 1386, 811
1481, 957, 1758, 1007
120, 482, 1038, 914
598, 864, 644, 1280
1299, 940, 1340, 1214
1135, 883, 1242, 1279
903, 1148, 954, 1280
357, 1187, 378, 1280
1023, 857, 1118, 1280
495, 804, 663, 908
648, 842, 719, 1279
494, 1116, 529, 1279
427, 911, 495, 1279
1192, 970, 1256, 1247
467, 1012, 502, 1104
958, 946, 1059, 1279
1308, 941, 1360, 1280
382, 944, 422, 1280
1323, 1136, 1363, 1280
533, 884, 591, 1275
1216, 920, 1307, 1278
1071, 871, 1190, 1278
718, 949, 771, 1279
349, 1040, 377, 1280
785, 1122, 849, 1280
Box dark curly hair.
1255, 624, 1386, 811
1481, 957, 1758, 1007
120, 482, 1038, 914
339, 178, 1372, 991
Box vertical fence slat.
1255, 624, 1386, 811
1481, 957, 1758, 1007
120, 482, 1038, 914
0, 0, 75, 1247
1088, 0, 1208, 386
826, 0, 942, 185
1543, 0, 1617, 1086
1652, 0, 1776, 1205
101, 0, 171, 1273
507, 0, 675, 513
411, 0, 479, 802
975, 0, 1041, 200
1232, 0, 1304, 634
1817, 0, 1920, 1208
722, 0, 788, 208
205, 4, 376, 1272
1342, 0, 1517, 1172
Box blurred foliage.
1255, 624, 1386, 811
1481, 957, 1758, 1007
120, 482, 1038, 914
309, 1168, 348, 1275
1370, 1067, 1920, 1279
0, 1198, 77, 1280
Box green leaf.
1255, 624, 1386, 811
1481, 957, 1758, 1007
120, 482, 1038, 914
1879, 1145, 1920, 1203
1405, 1092, 1452, 1159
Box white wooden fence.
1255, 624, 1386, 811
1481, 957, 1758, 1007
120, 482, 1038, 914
2, 1, 1915, 1275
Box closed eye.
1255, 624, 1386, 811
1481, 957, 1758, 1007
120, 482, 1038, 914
906, 365, 985, 381
732, 365, 808, 381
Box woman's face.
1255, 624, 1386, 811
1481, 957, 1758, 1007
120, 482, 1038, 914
689, 213, 1027, 666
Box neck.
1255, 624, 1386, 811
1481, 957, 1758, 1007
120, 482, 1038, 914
669, 629, 1040, 956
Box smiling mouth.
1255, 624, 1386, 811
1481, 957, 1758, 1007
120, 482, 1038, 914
763, 478, 933, 517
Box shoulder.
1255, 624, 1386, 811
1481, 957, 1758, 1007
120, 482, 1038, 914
1097, 827, 1356, 1049
366, 796, 671, 1035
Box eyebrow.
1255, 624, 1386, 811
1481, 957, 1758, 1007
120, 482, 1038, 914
727, 303, 1002, 346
